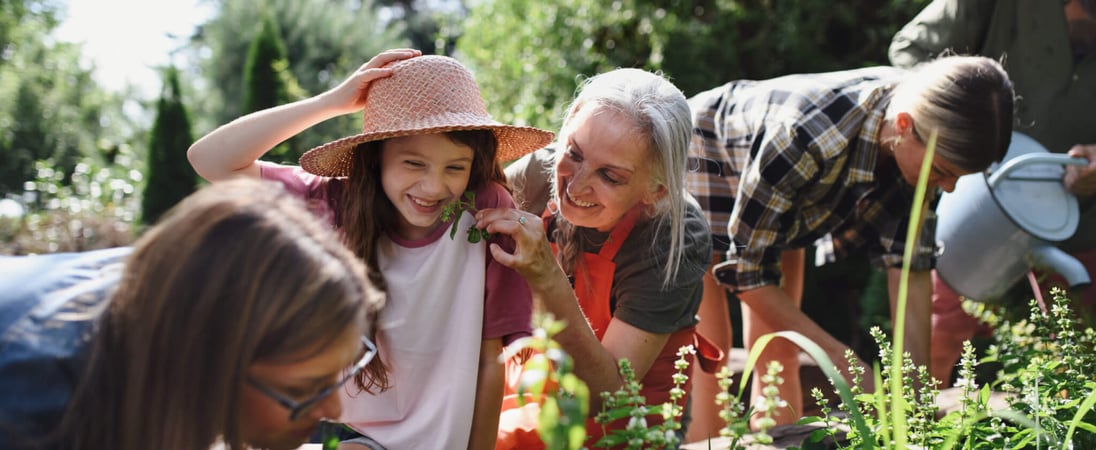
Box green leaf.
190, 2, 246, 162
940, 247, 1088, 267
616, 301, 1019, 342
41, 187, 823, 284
1064, 382, 1096, 444
797, 416, 823, 425
539, 397, 561, 443
593, 433, 628, 448
741, 331, 873, 448
567, 421, 587, 450
518, 353, 552, 402
888, 129, 938, 449
806, 428, 829, 443
598, 406, 640, 422
440, 203, 454, 222
447, 218, 460, 240
545, 318, 568, 337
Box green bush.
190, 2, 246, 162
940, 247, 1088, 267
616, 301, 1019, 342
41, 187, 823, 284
142, 66, 197, 225
1, 156, 141, 255
458, 0, 930, 131
243, 11, 302, 163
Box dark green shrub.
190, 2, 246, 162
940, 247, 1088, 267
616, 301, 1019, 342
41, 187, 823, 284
141, 66, 197, 225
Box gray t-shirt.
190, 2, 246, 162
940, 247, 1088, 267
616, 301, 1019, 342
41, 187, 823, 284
506, 148, 711, 334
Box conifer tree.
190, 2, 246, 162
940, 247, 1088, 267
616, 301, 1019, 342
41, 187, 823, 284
142, 66, 197, 225
243, 11, 298, 162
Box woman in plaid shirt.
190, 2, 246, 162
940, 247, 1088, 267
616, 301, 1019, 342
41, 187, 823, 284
685, 54, 1014, 433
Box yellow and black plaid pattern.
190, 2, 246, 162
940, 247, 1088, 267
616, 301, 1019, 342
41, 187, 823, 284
686, 66, 938, 292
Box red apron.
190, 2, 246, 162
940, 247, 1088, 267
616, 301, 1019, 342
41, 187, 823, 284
496, 209, 723, 449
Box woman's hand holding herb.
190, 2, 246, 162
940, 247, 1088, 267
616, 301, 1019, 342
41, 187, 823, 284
475, 208, 559, 285
441, 191, 493, 243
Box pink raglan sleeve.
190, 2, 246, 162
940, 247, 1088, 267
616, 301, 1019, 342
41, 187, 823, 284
476, 182, 534, 344
259, 162, 336, 226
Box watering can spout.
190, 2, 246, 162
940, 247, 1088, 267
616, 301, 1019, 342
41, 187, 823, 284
1030, 245, 1092, 290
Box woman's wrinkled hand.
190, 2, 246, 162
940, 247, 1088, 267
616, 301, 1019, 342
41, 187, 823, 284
475, 207, 560, 285
322, 48, 422, 116
1065, 144, 1096, 198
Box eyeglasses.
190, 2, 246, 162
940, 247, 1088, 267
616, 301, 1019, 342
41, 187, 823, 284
247, 335, 378, 420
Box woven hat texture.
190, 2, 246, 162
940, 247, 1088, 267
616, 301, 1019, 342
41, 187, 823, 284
300, 55, 555, 177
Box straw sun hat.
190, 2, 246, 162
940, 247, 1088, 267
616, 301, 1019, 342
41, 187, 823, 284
300, 55, 555, 177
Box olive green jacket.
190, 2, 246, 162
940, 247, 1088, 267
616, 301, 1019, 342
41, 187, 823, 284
890, 0, 1096, 252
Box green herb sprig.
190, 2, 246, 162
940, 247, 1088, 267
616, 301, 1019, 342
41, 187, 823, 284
440, 191, 493, 243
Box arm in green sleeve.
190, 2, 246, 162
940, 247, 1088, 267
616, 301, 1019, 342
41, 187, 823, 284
888, 0, 996, 68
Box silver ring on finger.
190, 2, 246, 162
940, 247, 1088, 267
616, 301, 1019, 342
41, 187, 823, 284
518, 216, 527, 225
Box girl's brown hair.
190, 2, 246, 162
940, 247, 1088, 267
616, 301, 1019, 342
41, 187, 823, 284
53, 178, 383, 450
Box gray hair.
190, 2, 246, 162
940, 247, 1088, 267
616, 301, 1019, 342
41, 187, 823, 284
888, 55, 1014, 172
553, 68, 692, 288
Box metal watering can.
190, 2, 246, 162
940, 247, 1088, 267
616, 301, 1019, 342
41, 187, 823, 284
935, 132, 1091, 302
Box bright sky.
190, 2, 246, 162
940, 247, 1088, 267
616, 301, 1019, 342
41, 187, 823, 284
54, 0, 214, 99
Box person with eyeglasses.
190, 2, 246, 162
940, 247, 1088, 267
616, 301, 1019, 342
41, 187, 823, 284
890, 0, 1096, 387
681, 54, 1015, 438
0, 177, 385, 450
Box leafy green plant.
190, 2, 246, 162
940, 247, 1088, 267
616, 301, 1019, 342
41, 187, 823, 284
791, 130, 1094, 449
742, 331, 874, 448
440, 191, 494, 243
501, 313, 590, 450
459, 0, 931, 131
592, 346, 693, 449
982, 289, 1096, 448
748, 361, 791, 445
713, 365, 749, 445
807, 288, 1096, 449
2, 157, 141, 255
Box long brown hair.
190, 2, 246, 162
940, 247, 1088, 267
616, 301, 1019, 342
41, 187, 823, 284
52, 178, 383, 450
326, 129, 503, 393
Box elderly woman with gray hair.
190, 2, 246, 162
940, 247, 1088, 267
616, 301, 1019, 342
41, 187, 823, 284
476, 68, 715, 448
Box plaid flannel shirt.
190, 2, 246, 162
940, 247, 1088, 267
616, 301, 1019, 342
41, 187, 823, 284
686, 66, 938, 292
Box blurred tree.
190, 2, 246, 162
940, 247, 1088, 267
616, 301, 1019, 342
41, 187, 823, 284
242, 11, 299, 162
188, 0, 409, 150
1, 0, 143, 252
458, 0, 930, 131
375, 0, 466, 55
0, 0, 128, 197
142, 66, 197, 225
0, 0, 60, 67
5, 78, 50, 194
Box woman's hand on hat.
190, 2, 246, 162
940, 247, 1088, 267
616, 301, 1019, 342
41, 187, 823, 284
475, 208, 556, 281
322, 48, 422, 116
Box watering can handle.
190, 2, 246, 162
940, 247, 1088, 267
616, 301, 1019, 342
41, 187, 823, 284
988, 153, 1089, 189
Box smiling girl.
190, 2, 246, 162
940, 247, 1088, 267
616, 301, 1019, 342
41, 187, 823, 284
187, 50, 554, 450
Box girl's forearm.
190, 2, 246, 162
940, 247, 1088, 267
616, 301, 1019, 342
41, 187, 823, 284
468, 338, 503, 450
187, 94, 339, 181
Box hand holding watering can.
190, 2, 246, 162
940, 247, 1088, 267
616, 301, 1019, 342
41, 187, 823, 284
935, 132, 1092, 303
1064, 144, 1096, 198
